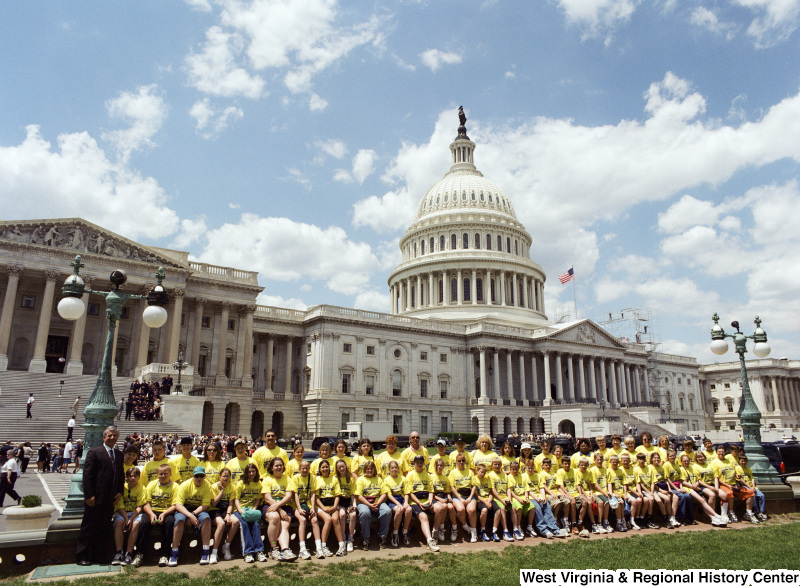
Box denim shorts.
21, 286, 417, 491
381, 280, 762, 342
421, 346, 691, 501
113, 512, 144, 525
174, 510, 211, 531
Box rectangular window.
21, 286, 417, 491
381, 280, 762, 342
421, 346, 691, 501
224, 357, 232, 378
727, 402, 734, 413
201, 316, 210, 328
393, 415, 403, 435
307, 343, 311, 354
420, 351, 428, 361
21, 295, 36, 309
341, 412, 351, 429
440, 416, 449, 434
296, 346, 302, 356
342, 373, 351, 394
365, 375, 375, 395
228, 319, 235, 330
724, 383, 731, 389
87, 302, 99, 316
420, 415, 429, 436
120, 307, 130, 320
366, 345, 375, 355
197, 354, 207, 377
180, 312, 185, 326
728, 423, 736, 430
712, 401, 719, 413
305, 372, 311, 392
440, 380, 448, 399
343, 343, 352, 353
420, 379, 428, 398
440, 353, 448, 363
365, 412, 375, 422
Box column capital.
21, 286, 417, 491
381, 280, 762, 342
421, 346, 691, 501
173, 288, 187, 298
7, 265, 23, 278
356, 336, 364, 343
43, 269, 60, 282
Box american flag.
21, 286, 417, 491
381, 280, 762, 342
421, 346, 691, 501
558, 267, 574, 284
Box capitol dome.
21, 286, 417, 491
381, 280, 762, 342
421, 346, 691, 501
388, 108, 548, 326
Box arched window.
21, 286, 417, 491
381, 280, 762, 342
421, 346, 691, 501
439, 278, 444, 303
497, 235, 502, 251
515, 240, 519, 255
430, 237, 435, 252
477, 278, 483, 301
450, 278, 458, 302
486, 234, 492, 250
506, 237, 511, 253
474, 233, 480, 249
413, 242, 417, 257
679, 395, 685, 411
392, 370, 402, 397
688, 395, 695, 411
463, 278, 471, 301
411, 286, 415, 308
665, 391, 672, 410
490, 279, 496, 303
420, 240, 425, 255
440, 235, 445, 251
451, 234, 457, 250
463, 233, 469, 249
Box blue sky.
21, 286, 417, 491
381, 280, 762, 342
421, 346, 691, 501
2, 0, 800, 364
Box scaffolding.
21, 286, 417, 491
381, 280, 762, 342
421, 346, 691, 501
597, 308, 663, 403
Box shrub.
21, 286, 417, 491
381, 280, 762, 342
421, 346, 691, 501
21, 495, 42, 508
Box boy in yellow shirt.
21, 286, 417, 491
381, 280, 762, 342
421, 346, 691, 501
173, 466, 213, 565
555, 457, 579, 534
112, 467, 146, 567
736, 454, 766, 522
141, 440, 177, 485
472, 463, 493, 542
171, 437, 201, 483
142, 463, 179, 567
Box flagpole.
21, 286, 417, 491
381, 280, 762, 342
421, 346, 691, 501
571, 265, 577, 319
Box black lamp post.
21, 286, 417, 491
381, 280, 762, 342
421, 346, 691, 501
172, 350, 189, 395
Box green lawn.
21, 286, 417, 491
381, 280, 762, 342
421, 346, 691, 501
6, 522, 799, 586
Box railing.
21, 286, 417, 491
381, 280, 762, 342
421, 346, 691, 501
470, 398, 478, 405
273, 393, 285, 400
529, 400, 543, 407
253, 390, 265, 399
516, 400, 525, 406
198, 376, 215, 387
388, 396, 409, 402
140, 363, 195, 377
227, 379, 243, 388
503, 399, 511, 406
189, 388, 205, 397
292, 393, 301, 401
188, 261, 259, 285
489, 399, 498, 405
626, 401, 660, 408
584, 416, 621, 422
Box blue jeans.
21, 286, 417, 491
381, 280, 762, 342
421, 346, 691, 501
357, 503, 391, 539
671, 489, 693, 520
532, 500, 560, 534
754, 489, 766, 514
234, 512, 264, 555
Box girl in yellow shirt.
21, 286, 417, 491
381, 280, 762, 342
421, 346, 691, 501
335, 459, 357, 552
650, 452, 680, 528
382, 460, 412, 546
692, 452, 718, 511
202, 443, 225, 484
499, 442, 517, 474
350, 439, 376, 478
261, 458, 294, 561
431, 457, 455, 543
471, 435, 496, 470
448, 454, 477, 542
472, 463, 493, 541
356, 461, 392, 549
332, 440, 354, 478
315, 460, 344, 557
679, 455, 726, 526
429, 441, 453, 476
311, 443, 333, 476
209, 468, 237, 563
234, 464, 266, 562
404, 456, 439, 552
285, 443, 305, 477
288, 460, 321, 560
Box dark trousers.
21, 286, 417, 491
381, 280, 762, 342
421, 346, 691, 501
67, 428, 74, 441
20, 458, 30, 473
76, 501, 115, 563
26, 405, 32, 418
137, 513, 176, 554
0, 472, 21, 506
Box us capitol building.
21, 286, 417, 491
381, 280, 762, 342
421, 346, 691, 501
1, 113, 798, 439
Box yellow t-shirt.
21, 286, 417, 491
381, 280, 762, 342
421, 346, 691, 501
432, 472, 451, 497
606, 468, 626, 494
145, 479, 177, 513
332, 454, 353, 473
711, 459, 737, 485
471, 449, 497, 470
735, 465, 756, 488
115, 481, 146, 513
350, 455, 376, 477
235, 479, 263, 509
635, 445, 658, 463
285, 458, 305, 477
252, 445, 288, 477
123, 462, 139, 478
315, 475, 341, 504
472, 474, 493, 499
403, 469, 433, 505
634, 465, 654, 489
401, 447, 429, 471
381, 474, 405, 500
499, 455, 517, 474
175, 478, 212, 509
522, 471, 539, 495
508, 473, 528, 498
261, 474, 289, 503
677, 450, 697, 464
538, 470, 559, 493
534, 453, 556, 473
376, 450, 407, 477
555, 468, 579, 497
141, 458, 178, 485
170, 454, 201, 483
570, 451, 593, 469
354, 475, 384, 501
287, 474, 316, 506
202, 460, 226, 485
575, 469, 593, 494
337, 475, 354, 500
679, 465, 698, 492
310, 457, 334, 476
701, 449, 717, 462
429, 454, 453, 477
224, 456, 256, 482
619, 465, 638, 489
209, 481, 235, 512
594, 447, 612, 464
651, 464, 668, 484
449, 468, 474, 496
449, 450, 474, 471
488, 470, 509, 497
693, 462, 715, 485
663, 461, 681, 482
591, 466, 609, 491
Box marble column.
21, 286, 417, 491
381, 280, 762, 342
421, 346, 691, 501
471, 270, 477, 305
555, 352, 564, 401
609, 361, 618, 406
565, 354, 574, 402
416, 275, 422, 308
486, 270, 492, 304
189, 299, 205, 366
442, 272, 449, 306
28, 269, 59, 372
519, 352, 526, 402
0, 265, 23, 370
284, 337, 293, 395
599, 359, 607, 404
530, 353, 538, 401
166, 289, 185, 364
578, 355, 586, 402
429, 274, 435, 308
542, 351, 551, 403
242, 305, 254, 386
512, 273, 518, 306
265, 335, 274, 392
214, 302, 230, 383
500, 271, 506, 306
65, 285, 91, 375
479, 347, 487, 404
522, 276, 529, 309
493, 349, 500, 402
457, 269, 463, 305
506, 351, 513, 401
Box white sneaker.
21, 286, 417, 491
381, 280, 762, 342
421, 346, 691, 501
427, 538, 440, 552
437, 528, 445, 542
282, 549, 297, 561
630, 521, 641, 530
270, 549, 282, 561
322, 546, 334, 557
158, 556, 168, 567
336, 543, 347, 556
222, 543, 232, 561
244, 554, 254, 563
346, 540, 354, 553
711, 515, 727, 527
315, 550, 325, 559
469, 529, 478, 543
450, 527, 458, 542
209, 553, 218, 564
256, 551, 268, 562
298, 549, 311, 560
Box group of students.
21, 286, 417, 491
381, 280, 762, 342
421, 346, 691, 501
108, 430, 768, 568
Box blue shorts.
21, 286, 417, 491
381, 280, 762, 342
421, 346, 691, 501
387, 496, 405, 509
174, 511, 211, 531
113, 512, 144, 525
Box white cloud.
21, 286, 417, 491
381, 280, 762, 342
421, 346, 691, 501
504, 71, 517, 79
690, 6, 738, 39
256, 291, 308, 311
189, 98, 244, 137
102, 85, 168, 163
200, 213, 380, 295
735, 0, 800, 47
419, 49, 463, 72
185, 26, 266, 99
333, 169, 352, 183
657, 194, 721, 233
285, 167, 312, 191
314, 138, 348, 160
171, 217, 208, 249
351, 149, 377, 184
354, 289, 390, 312
184, 0, 211, 11
555, 0, 641, 42
308, 93, 328, 111
0, 125, 179, 240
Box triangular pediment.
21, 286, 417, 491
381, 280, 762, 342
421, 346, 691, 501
0, 218, 188, 270
541, 319, 626, 349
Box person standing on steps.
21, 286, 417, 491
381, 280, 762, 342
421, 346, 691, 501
67, 416, 76, 441
26, 393, 35, 419
72, 396, 81, 419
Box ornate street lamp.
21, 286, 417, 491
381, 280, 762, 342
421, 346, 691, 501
172, 350, 189, 395
55, 255, 169, 518
709, 313, 784, 488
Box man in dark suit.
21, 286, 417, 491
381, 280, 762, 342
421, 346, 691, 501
75, 426, 124, 566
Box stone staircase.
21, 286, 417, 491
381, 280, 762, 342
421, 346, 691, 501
0, 371, 192, 446
621, 411, 672, 438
